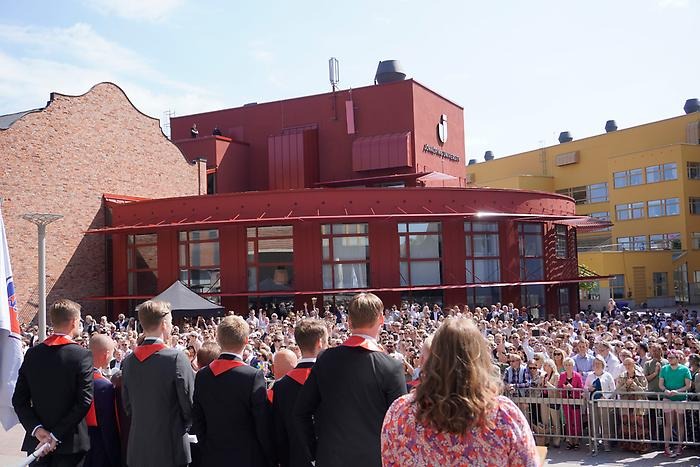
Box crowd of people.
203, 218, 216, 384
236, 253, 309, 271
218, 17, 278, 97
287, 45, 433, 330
12, 293, 700, 466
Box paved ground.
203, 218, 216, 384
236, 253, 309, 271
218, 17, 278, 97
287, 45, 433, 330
4, 424, 700, 466
0, 424, 25, 466
546, 443, 700, 466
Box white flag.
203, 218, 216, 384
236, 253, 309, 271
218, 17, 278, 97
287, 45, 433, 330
0, 206, 23, 430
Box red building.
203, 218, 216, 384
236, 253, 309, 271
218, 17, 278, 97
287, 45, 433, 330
92, 77, 607, 317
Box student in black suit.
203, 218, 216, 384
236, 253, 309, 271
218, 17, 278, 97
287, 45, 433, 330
13, 299, 94, 467
295, 292, 407, 467
84, 334, 121, 467
192, 315, 274, 467
121, 300, 194, 467
272, 319, 328, 467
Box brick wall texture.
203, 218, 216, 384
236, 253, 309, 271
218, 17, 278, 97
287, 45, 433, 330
0, 82, 199, 322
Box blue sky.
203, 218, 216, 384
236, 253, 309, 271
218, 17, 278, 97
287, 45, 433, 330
0, 0, 697, 160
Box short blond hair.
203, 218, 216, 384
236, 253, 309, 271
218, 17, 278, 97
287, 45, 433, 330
216, 315, 249, 350
137, 300, 171, 332
49, 299, 81, 327
348, 292, 383, 328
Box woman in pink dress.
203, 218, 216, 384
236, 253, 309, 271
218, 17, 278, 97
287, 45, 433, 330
557, 357, 584, 449
381, 318, 539, 466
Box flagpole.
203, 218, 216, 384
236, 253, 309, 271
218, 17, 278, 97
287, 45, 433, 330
21, 214, 62, 343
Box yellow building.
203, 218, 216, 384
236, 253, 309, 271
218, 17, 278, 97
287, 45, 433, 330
466, 107, 700, 308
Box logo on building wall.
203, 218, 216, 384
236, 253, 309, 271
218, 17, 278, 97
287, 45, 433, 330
437, 114, 448, 144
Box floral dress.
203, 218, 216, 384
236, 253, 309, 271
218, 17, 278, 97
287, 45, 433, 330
381, 393, 539, 466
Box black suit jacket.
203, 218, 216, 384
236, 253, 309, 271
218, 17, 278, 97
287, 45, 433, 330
12, 339, 93, 454
192, 354, 275, 467
272, 361, 314, 467
84, 372, 121, 467
294, 345, 406, 467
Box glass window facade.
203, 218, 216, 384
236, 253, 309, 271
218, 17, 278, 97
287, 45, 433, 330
465, 222, 500, 283
615, 202, 644, 221
611, 275, 625, 299
613, 168, 644, 188
649, 233, 681, 250
653, 272, 668, 297
556, 183, 608, 205
690, 197, 700, 215
398, 222, 442, 286
688, 162, 700, 180
518, 223, 544, 281
321, 223, 369, 289
247, 226, 293, 291
646, 162, 677, 183
179, 230, 220, 294
617, 236, 647, 251
127, 234, 158, 295
555, 224, 568, 258
647, 198, 680, 217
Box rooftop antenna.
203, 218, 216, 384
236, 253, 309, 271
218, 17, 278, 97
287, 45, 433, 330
329, 57, 340, 91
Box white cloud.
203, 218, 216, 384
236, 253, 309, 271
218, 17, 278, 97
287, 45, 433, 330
83, 0, 184, 21
657, 0, 689, 7
0, 23, 222, 132
248, 41, 274, 64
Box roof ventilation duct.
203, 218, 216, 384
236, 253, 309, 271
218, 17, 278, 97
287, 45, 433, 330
374, 60, 406, 85
605, 120, 618, 132
558, 131, 573, 143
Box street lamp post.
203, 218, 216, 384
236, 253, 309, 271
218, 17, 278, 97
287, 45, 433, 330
22, 213, 63, 342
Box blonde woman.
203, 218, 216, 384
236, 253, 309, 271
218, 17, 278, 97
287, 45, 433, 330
381, 318, 538, 466
616, 357, 649, 452
539, 358, 561, 448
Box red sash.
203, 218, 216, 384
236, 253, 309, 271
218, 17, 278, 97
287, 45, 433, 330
287, 368, 312, 385
267, 388, 274, 403
133, 343, 167, 362
209, 359, 245, 376
43, 334, 77, 346
407, 379, 420, 389
85, 370, 106, 427
342, 335, 383, 352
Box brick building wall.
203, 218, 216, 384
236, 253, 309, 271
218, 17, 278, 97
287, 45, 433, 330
0, 82, 199, 322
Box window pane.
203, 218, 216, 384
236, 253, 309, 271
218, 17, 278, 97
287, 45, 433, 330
258, 265, 293, 291
522, 258, 544, 280
473, 222, 498, 232
246, 227, 256, 238
399, 236, 408, 259
667, 198, 680, 216
408, 234, 440, 259
322, 238, 330, 261
409, 261, 441, 286
321, 224, 331, 235
134, 233, 157, 245
646, 166, 660, 183
474, 259, 500, 283
521, 235, 542, 257
520, 223, 542, 233
322, 264, 333, 289
189, 241, 220, 267
332, 236, 368, 260
473, 234, 499, 257
630, 169, 643, 185
332, 223, 368, 235
648, 200, 662, 217
664, 163, 677, 180
333, 263, 368, 288
258, 225, 293, 237
613, 172, 626, 188
408, 222, 441, 233
258, 238, 293, 258
247, 267, 257, 291
247, 241, 255, 264
179, 244, 186, 267
400, 262, 409, 286
133, 244, 157, 269
465, 261, 474, 283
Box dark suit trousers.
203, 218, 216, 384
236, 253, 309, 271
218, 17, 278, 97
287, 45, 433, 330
32, 452, 86, 467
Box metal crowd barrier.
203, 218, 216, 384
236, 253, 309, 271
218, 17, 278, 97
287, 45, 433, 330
507, 388, 700, 456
